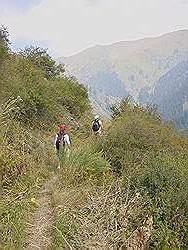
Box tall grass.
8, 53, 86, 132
1, 100, 55, 248
58, 139, 110, 183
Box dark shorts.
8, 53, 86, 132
56, 140, 65, 150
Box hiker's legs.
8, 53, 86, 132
56, 149, 61, 169
93, 129, 102, 138
56, 145, 65, 169
57, 145, 70, 169
64, 145, 70, 158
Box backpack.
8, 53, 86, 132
55, 132, 65, 150
92, 119, 100, 132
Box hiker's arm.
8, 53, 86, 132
54, 134, 58, 147
100, 121, 103, 131
65, 134, 71, 147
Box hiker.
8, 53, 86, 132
54, 124, 71, 165
92, 115, 103, 136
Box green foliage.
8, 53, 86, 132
20, 46, 65, 79
1, 53, 91, 127
1, 32, 92, 249
0, 26, 10, 47
57, 138, 110, 184
51, 139, 111, 249
52, 77, 91, 118
0, 25, 10, 65
102, 99, 188, 248
52, 209, 80, 249
110, 96, 132, 119
1, 163, 51, 249
1, 111, 58, 248
1, 29, 188, 249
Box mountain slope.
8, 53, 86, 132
57, 30, 188, 103
149, 60, 188, 131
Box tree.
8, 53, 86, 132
110, 96, 132, 119
0, 26, 10, 65
0, 26, 10, 48
20, 46, 65, 80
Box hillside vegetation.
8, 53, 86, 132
1, 27, 188, 249
1, 27, 91, 248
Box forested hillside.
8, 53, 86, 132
1, 27, 188, 249
149, 60, 188, 132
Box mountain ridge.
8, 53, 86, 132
57, 29, 188, 60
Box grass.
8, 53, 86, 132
1, 118, 56, 249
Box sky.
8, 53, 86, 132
1, 0, 188, 57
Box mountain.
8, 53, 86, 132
149, 60, 188, 131
58, 30, 188, 96
57, 30, 188, 129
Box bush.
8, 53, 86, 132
19, 46, 64, 80
102, 99, 188, 248
1, 53, 91, 128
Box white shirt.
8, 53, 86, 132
54, 133, 71, 146
63, 134, 71, 145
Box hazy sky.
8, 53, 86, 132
1, 0, 188, 57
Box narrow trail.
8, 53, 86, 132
26, 174, 57, 250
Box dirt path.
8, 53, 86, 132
26, 175, 57, 250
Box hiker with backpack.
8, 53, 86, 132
54, 124, 71, 167
92, 115, 103, 136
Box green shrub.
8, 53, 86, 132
102, 99, 188, 248
1, 59, 91, 130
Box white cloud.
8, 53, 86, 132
1, 0, 188, 56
